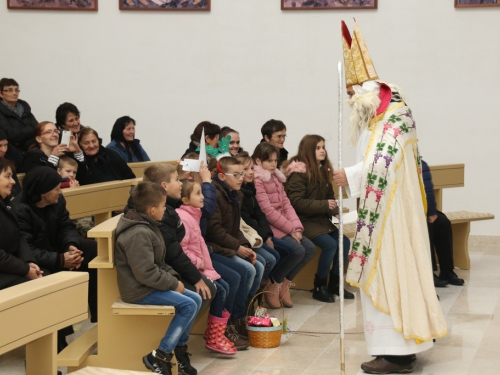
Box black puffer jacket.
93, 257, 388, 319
77, 146, 135, 185
240, 182, 273, 242
0, 197, 37, 289
0, 99, 37, 151
16, 195, 81, 272
125, 194, 202, 285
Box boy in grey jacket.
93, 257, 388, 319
115, 181, 202, 375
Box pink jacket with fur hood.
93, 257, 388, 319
176, 205, 220, 281
253, 164, 304, 239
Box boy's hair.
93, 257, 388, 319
261, 119, 286, 139
132, 181, 167, 214
180, 179, 199, 200
251, 142, 279, 163
212, 156, 241, 174
144, 164, 176, 185
58, 156, 78, 169
236, 151, 252, 166
289, 134, 333, 184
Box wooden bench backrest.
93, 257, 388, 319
87, 214, 122, 268
0, 272, 89, 354
128, 160, 178, 179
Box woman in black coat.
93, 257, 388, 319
16, 167, 98, 323
0, 159, 42, 290
0, 78, 38, 171
76, 126, 136, 185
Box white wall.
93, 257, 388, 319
1, 0, 498, 235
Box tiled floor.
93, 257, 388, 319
1, 239, 499, 375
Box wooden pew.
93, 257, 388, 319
0, 272, 89, 375
61, 215, 178, 374
62, 178, 141, 225
128, 160, 178, 179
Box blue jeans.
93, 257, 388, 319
210, 261, 240, 316
210, 253, 263, 318
135, 289, 202, 353
209, 279, 229, 317
255, 244, 280, 279
276, 235, 316, 281
312, 232, 351, 279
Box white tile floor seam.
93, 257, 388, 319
2, 238, 500, 375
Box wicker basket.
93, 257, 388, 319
246, 291, 284, 348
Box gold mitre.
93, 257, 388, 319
341, 19, 378, 87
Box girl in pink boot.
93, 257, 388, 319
177, 180, 237, 355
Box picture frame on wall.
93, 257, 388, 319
282, 0, 377, 10
119, 0, 210, 11
7, 0, 98, 10
455, 0, 499, 7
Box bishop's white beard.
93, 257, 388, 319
347, 84, 381, 147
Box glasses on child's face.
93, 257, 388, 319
40, 129, 60, 136
225, 172, 245, 179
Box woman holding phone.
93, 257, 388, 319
23, 121, 83, 173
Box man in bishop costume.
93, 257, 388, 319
333, 20, 448, 374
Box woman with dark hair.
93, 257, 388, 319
106, 116, 150, 162
23, 121, 83, 173
0, 78, 38, 171
0, 159, 43, 291
182, 121, 221, 159
0, 129, 21, 199
55, 102, 81, 135
76, 126, 135, 185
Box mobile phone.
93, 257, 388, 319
60, 130, 71, 146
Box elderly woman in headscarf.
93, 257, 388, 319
0, 158, 43, 291
15, 167, 97, 332
0, 78, 38, 171
106, 116, 150, 163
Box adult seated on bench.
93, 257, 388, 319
15, 167, 97, 351
422, 160, 464, 287
0, 130, 22, 200
0, 159, 44, 290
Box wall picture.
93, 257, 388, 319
282, 0, 377, 10
120, 0, 210, 10
7, 0, 97, 10
455, 0, 499, 7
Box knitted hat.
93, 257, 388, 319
22, 166, 61, 204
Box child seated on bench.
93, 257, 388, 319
57, 156, 80, 188
115, 181, 202, 375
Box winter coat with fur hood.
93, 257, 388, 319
284, 161, 339, 240
253, 164, 303, 239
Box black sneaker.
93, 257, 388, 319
174, 345, 197, 375
143, 350, 173, 375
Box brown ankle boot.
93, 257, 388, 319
279, 278, 295, 308
264, 282, 282, 309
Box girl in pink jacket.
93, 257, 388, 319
252, 142, 316, 308
177, 180, 237, 355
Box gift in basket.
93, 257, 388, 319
246, 291, 285, 348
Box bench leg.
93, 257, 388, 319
26, 331, 57, 375
452, 222, 471, 270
